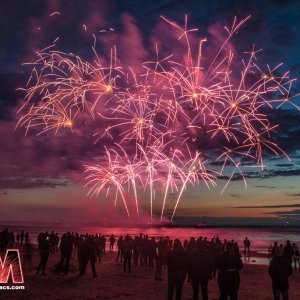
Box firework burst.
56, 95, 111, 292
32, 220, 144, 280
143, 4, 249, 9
16, 15, 299, 222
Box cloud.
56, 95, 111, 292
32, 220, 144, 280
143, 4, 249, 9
229, 193, 241, 198
264, 209, 300, 216
275, 164, 294, 168
255, 185, 276, 189
287, 193, 300, 197
0, 177, 69, 190
236, 204, 300, 209
218, 168, 300, 181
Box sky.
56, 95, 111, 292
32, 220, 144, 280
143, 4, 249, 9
1, 0, 300, 226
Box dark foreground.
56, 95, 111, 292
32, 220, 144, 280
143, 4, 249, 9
1, 247, 300, 300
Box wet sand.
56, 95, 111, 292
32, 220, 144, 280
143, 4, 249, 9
2, 247, 300, 300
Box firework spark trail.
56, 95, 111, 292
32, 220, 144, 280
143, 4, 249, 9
84, 149, 131, 218
17, 15, 300, 221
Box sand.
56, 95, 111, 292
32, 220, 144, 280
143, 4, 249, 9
1, 246, 300, 300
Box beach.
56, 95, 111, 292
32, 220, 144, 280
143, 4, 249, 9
2, 245, 300, 300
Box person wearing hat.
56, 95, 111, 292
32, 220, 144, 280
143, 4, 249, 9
268, 246, 293, 300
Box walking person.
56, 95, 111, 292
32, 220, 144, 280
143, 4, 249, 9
166, 239, 188, 300
269, 246, 293, 300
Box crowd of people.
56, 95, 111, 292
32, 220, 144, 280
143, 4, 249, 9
0, 227, 299, 300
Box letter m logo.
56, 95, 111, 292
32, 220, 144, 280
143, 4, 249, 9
0, 249, 24, 284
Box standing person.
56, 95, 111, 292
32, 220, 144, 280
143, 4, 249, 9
133, 236, 140, 266
25, 231, 29, 245
163, 239, 172, 269
188, 240, 213, 300
16, 232, 20, 246
55, 233, 60, 253
116, 236, 124, 263
56, 232, 73, 275
73, 233, 80, 258
95, 235, 102, 263
79, 235, 98, 278
283, 240, 294, 264
20, 230, 25, 247
24, 240, 33, 272
211, 235, 222, 277
101, 235, 106, 255
292, 244, 300, 270
272, 242, 279, 258
122, 235, 133, 273
243, 237, 250, 256
166, 239, 188, 300
37, 233, 50, 275
8, 231, 15, 247
109, 234, 115, 251
269, 247, 293, 300
149, 237, 157, 268
49, 231, 56, 254
216, 242, 243, 300
155, 237, 165, 281
268, 244, 274, 261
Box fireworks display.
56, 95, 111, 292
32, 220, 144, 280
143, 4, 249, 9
16, 15, 300, 222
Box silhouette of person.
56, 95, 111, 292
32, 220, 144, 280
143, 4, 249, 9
116, 236, 124, 263
79, 235, 97, 278
155, 237, 164, 280
167, 239, 188, 300
25, 231, 29, 245
20, 230, 25, 247
55, 233, 60, 253
283, 240, 294, 264
100, 235, 106, 255
272, 242, 279, 258
188, 239, 213, 300
243, 237, 250, 256
133, 236, 140, 266
49, 231, 56, 254
37, 233, 50, 275
149, 237, 157, 268
110, 234, 115, 251
122, 235, 133, 272
24, 240, 33, 272
8, 231, 15, 247
292, 243, 300, 270
16, 232, 20, 246
95, 234, 102, 263
210, 235, 222, 277
56, 232, 73, 274
216, 242, 243, 300
1, 228, 9, 251
269, 246, 293, 300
